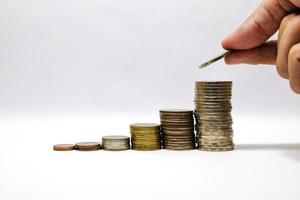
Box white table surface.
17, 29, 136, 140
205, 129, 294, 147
1, 114, 300, 200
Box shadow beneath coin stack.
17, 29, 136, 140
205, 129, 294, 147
236, 143, 300, 151
236, 143, 300, 162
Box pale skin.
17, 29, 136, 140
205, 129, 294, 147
222, 0, 300, 94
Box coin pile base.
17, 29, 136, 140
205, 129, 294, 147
102, 135, 130, 151
130, 123, 161, 151
194, 81, 234, 151
160, 109, 195, 150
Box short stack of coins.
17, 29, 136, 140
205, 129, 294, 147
130, 123, 161, 151
194, 81, 234, 151
160, 109, 195, 150
75, 142, 101, 151
102, 135, 130, 151
53, 144, 75, 151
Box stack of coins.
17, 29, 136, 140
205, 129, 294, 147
102, 135, 130, 151
160, 109, 195, 150
130, 123, 161, 151
53, 144, 75, 151
75, 142, 101, 151
194, 81, 234, 151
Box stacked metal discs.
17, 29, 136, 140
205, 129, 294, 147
102, 135, 130, 151
160, 109, 195, 150
53, 144, 75, 151
75, 142, 101, 151
130, 123, 161, 151
194, 81, 234, 151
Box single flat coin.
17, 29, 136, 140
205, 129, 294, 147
195, 84, 232, 88
77, 148, 101, 151
164, 146, 194, 151
164, 137, 194, 141
199, 146, 234, 152
195, 85, 232, 89
196, 81, 232, 85
160, 109, 193, 113
162, 127, 194, 131
130, 123, 160, 128
200, 135, 233, 139
159, 109, 194, 116
132, 148, 161, 151
161, 122, 194, 126
130, 123, 160, 132
53, 144, 75, 151
131, 130, 160, 134
102, 135, 130, 140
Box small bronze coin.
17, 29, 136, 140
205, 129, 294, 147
53, 144, 75, 151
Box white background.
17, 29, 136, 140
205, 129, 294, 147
0, 0, 300, 199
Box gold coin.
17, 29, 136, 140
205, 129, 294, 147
195, 81, 232, 85
130, 123, 160, 131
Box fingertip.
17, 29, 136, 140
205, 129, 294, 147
276, 64, 289, 79
276, 57, 289, 79
290, 82, 300, 94
288, 43, 300, 94
222, 36, 233, 50
221, 30, 256, 50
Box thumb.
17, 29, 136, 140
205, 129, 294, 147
222, 0, 295, 50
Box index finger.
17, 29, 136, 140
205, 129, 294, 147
222, 0, 295, 50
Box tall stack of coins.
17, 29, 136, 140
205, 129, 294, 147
194, 81, 234, 151
130, 123, 161, 151
160, 109, 195, 150
102, 135, 130, 151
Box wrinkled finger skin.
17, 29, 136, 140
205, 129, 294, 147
222, 0, 300, 94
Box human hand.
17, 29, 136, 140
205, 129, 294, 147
222, 0, 300, 94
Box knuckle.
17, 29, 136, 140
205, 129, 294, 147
281, 14, 296, 25
289, 44, 300, 60
280, 14, 300, 33
287, 15, 300, 29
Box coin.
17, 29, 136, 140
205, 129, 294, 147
196, 81, 232, 84
130, 123, 160, 131
200, 146, 234, 152
160, 109, 193, 114
53, 144, 75, 151
130, 123, 161, 151
102, 135, 129, 140
194, 81, 234, 152
160, 109, 195, 150
164, 145, 194, 151
102, 135, 130, 151
75, 142, 101, 151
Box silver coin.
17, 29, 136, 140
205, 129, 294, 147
102, 135, 130, 140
